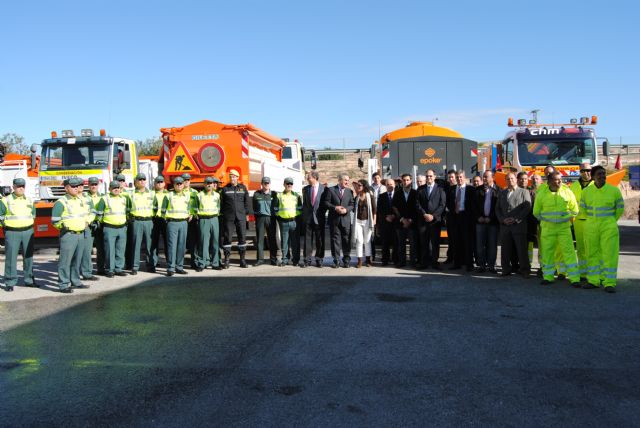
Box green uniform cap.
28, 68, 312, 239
135, 173, 147, 180
88, 177, 100, 185
109, 180, 121, 189
173, 177, 184, 184
12, 178, 26, 186
181, 173, 191, 180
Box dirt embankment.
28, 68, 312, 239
620, 182, 639, 220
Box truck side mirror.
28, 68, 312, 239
310, 150, 317, 170
603, 139, 610, 157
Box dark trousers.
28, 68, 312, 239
379, 221, 397, 263
446, 212, 454, 261
150, 217, 168, 268
94, 225, 106, 273
451, 211, 474, 268
500, 227, 530, 274
396, 225, 417, 265
475, 223, 498, 269
418, 221, 442, 266
222, 217, 247, 256
329, 219, 351, 262
303, 220, 325, 262
255, 215, 277, 262
187, 219, 199, 268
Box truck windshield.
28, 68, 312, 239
517, 138, 596, 166
41, 144, 110, 170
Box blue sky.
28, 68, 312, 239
1, 0, 639, 148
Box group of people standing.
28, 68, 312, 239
0, 163, 624, 294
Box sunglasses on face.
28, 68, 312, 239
580, 169, 591, 173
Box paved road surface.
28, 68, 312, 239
0, 221, 639, 426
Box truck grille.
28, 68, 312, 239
49, 186, 66, 197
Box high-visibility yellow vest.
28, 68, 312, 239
82, 192, 96, 224
164, 191, 190, 220
153, 190, 168, 217
580, 183, 624, 222
102, 194, 128, 226
131, 189, 154, 218
1, 194, 35, 228
54, 196, 87, 232
570, 180, 594, 220
197, 191, 221, 216
276, 192, 300, 220
533, 185, 578, 225
186, 188, 198, 214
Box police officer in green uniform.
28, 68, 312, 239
80, 177, 100, 281
161, 176, 191, 276
116, 173, 135, 271
252, 176, 278, 266
129, 173, 154, 275
274, 177, 303, 267
182, 173, 200, 269
96, 180, 130, 277
51, 177, 88, 293
149, 175, 168, 273
195, 176, 222, 271
0, 178, 36, 291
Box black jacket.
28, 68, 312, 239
471, 184, 499, 224
322, 185, 354, 228
392, 187, 418, 222
446, 184, 475, 215
302, 183, 327, 225
376, 188, 397, 228
416, 184, 446, 223
221, 183, 250, 220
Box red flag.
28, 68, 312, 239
495, 155, 503, 171
615, 153, 622, 170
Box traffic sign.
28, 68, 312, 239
165, 141, 200, 174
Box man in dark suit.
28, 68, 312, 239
443, 170, 457, 263
416, 169, 446, 270
471, 171, 500, 273
376, 178, 397, 266
301, 171, 326, 267
392, 173, 418, 267
447, 170, 475, 271
496, 172, 532, 277
322, 173, 354, 268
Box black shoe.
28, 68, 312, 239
83, 276, 99, 281
395, 262, 407, 268
582, 283, 598, 289
444, 258, 453, 264
106, 272, 115, 278
25, 281, 39, 287
195, 267, 204, 272
466, 266, 473, 272
59, 287, 73, 293
488, 267, 498, 274
381, 261, 389, 266
605, 286, 616, 294
557, 274, 567, 281
432, 263, 443, 271
316, 259, 322, 268
570, 282, 581, 288
223, 259, 230, 269
342, 261, 350, 268
114, 271, 127, 277
239, 260, 248, 268
541, 279, 552, 285
270, 260, 278, 266
212, 266, 222, 270
580, 277, 587, 283
332, 261, 339, 269
415, 264, 427, 270
5, 285, 14, 292
254, 260, 265, 267
475, 267, 486, 273
97, 270, 107, 276
130, 270, 138, 276
176, 270, 188, 275
299, 262, 307, 268
167, 271, 174, 277
75, 284, 90, 289
147, 267, 157, 273
500, 272, 512, 277
449, 265, 461, 270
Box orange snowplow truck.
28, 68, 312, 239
158, 120, 305, 193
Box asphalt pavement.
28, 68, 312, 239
0, 221, 639, 427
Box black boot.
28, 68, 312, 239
223, 252, 230, 269
239, 251, 248, 268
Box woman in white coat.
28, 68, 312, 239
352, 179, 377, 268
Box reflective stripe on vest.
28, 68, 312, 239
54, 196, 86, 231
131, 190, 154, 217
276, 192, 300, 220
197, 191, 220, 216
165, 192, 190, 219
103, 194, 127, 226
3, 194, 35, 228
